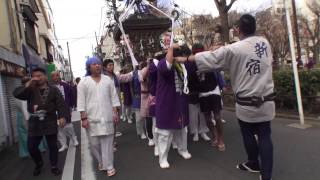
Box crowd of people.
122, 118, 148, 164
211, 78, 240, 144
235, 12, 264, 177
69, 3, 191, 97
12, 14, 275, 180
77, 14, 275, 180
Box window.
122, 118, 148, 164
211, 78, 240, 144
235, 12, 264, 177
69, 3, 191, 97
24, 19, 38, 51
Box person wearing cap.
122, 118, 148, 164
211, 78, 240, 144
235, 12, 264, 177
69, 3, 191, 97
176, 14, 275, 180
77, 56, 120, 177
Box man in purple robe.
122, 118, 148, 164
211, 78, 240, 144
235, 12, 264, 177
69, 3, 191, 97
148, 55, 161, 156
155, 44, 192, 169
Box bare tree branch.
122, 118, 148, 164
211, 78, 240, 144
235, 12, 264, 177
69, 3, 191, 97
214, 0, 221, 9
226, 0, 237, 12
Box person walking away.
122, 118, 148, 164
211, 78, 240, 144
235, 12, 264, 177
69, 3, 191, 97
187, 44, 211, 142
176, 14, 275, 180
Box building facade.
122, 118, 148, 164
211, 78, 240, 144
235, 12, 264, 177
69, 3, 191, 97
0, 0, 69, 150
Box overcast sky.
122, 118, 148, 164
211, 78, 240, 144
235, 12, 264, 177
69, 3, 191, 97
49, 0, 303, 78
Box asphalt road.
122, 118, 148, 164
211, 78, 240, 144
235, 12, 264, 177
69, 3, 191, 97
83, 111, 320, 180
1, 110, 319, 180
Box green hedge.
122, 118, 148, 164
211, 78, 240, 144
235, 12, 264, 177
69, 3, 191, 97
223, 69, 320, 113
273, 69, 320, 112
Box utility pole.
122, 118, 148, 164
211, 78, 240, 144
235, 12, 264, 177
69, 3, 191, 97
291, 0, 301, 61
284, 0, 309, 128
95, 31, 99, 46
66, 42, 73, 80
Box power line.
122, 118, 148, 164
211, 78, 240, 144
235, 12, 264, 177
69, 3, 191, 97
54, 35, 105, 41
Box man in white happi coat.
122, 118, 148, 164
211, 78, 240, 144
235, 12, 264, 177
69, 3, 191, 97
77, 56, 120, 177
176, 14, 275, 180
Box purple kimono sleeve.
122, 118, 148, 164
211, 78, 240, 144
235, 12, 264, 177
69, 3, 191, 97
157, 59, 173, 78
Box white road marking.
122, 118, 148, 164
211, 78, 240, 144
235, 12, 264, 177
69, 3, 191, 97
61, 144, 76, 180
81, 127, 96, 180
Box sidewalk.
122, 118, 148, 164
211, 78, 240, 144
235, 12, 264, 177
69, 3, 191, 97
224, 106, 320, 124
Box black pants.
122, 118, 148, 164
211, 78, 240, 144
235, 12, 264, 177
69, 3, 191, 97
238, 120, 273, 180
145, 117, 153, 139
28, 134, 58, 167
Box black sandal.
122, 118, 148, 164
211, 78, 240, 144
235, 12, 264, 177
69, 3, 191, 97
51, 167, 61, 176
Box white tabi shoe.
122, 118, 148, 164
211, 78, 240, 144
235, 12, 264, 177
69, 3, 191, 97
193, 134, 199, 141
159, 161, 170, 169
172, 143, 178, 149
115, 132, 122, 137
148, 139, 155, 146
178, 150, 192, 159
73, 137, 79, 146
212, 119, 217, 126
140, 134, 147, 139
58, 145, 68, 152
200, 133, 211, 141
122, 116, 126, 122
154, 146, 159, 156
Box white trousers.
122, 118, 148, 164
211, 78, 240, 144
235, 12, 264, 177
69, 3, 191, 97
122, 105, 132, 120
152, 117, 158, 147
87, 134, 114, 171
134, 109, 144, 135
58, 123, 77, 146
156, 127, 188, 164
188, 104, 209, 135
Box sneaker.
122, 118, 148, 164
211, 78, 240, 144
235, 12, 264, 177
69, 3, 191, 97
73, 137, 79, 146
200, 133, 211, 141
51, 167, 61, 176
178, 150, 192, 159
159, 161, 170, 169
193, 134, 199, 141
236, 162, 260, 173
115, 132, 122, 137
222, 119, 226, 123
58, 145, 68, 152
33, 161, 43, 176
140, 134, 147, 140
148, 139, 155, 146
128, 119, 133, 124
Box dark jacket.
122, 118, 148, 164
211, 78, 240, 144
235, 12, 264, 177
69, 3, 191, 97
13, 85, 68, 136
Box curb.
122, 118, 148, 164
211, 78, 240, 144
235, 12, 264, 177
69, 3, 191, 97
223, 106, 320, 122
